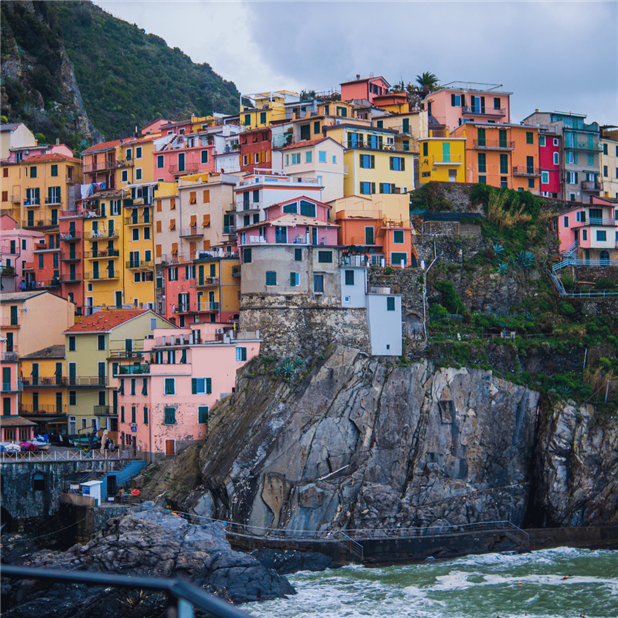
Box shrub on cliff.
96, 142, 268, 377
595, 278, 616, 291
434, 281, 466, 315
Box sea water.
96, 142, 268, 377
243, 547, 618, 618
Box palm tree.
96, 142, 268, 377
415, 72, 439, 94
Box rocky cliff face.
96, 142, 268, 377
530, 402, 618, 527
158, 346, 540, 531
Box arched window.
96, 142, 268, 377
33, 472, 45, 492
600, 250, 610, 266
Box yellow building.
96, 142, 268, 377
375, 111, 429, 153
418, 137, 467, 184
19, 345, 68, 434
600, 128, 618, 198
0, 161, 22, 220
324, 124, 415, 197
240, 91, 299, 130
14, 154, 83, 232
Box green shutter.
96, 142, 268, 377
191, 378, 197, 394
206, 378, 212, 395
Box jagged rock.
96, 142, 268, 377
531, 401, 618, 526
2, 506, 295, 617
166, 346, 540, 532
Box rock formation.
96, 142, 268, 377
1, 504, 295, 617
157, 346, 540, 532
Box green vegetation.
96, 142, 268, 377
434, 281, 466, 315
54, 1, 239, 139
410, 182, 453, 212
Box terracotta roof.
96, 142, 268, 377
22, 153, 81, 164
64, 309, 150, 334
20, 345, 65, 360
280, 137, 330, 151
81, 139, 123, 154
0, 416, 37, 427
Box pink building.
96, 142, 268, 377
556, 196, 618, 264
539, 130, 561, 198
0, 215, 43, 292
340, 76, 391, 104
1, 335, 20, 418
154, 132, 216, 182
238, 196, 338, 247
424, 82, 511, 133
6, 143, 73, 164
116, 323, 260, 459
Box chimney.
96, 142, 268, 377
356, 74, 361, 81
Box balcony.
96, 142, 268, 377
1, 380, 23, 392
109, 343, 144, 358
513, 166, 542, 177
462, 106, 506, 118
85, 230, 119, 241
22, 376, 68, 387
125, 260, 154, 271
25, 279, 60, 290
223, 225, 236, 235
168, 163, 199, 175
582, 181, 601, 191
60, 205, 103, 219
60, 252, 81, 261
192, 277, 219, 288
172, 303, 192, 314
94, 405, 113, 416
1, 266, 16, 277
586, 217, 615, 226
154, 334, 196, 347
10, 194, 21, 203
58, 273, 81, 284
124, 214, 151, 226
232, 266, 240, 277
1, 351, 18, 362
432, 154, 463, 165
84, 271, 119, 281
234, 200, 262, 214
179, 226, 204, 238
19, 404, 67, 415
0, 318, 20, 329
66, 376, 107, 387
564, 141, 602, 152
472, 139, 515, 150
45, 197, 62, 206
24, 219, 59, 230
197, 301, 219, 312
85, 249, 120, 259
83, 160, 118, 174
117, 364, 150, 375
60, 232, 81, 242
23, 199, 41, 208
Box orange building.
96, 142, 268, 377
452, 123, 540, 193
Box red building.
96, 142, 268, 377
239, 128, 272, 174
539, 130, 562, 198
340, 75, 391, 104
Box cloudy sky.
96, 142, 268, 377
95, 0, 617, 125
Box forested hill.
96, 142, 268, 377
0, 1, 240, 149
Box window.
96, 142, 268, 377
588, 154, 594, 167
38, 254, 44, 269
493, 97, 501, 110
391, 252, 407, 266
136, 146, 142, 159
30, 166, 37, 178
332, 155, 337, 164
236, 347, 247, 362
136, 168, 142, 181
360, 154, 375, 169
97, 334, 105, 350
390, 157, 405, 171
283, 202, 297, 214
300, 201, 316, 217
604, 165, 609, 178
294, 248, 302, 261
539, 135, 546, 147
164, 407, 176, 424
553, 152, 559, 165
50, 163, 58, 177
191, 378, 212, 394
360, 182, 375, 195
126, 148, 133, 161
259, 111, 267, 124
122, 170, 128, 182
393, 230, 404, 244
157, 155, 164, 169
500, 177, 508, 188
318, 251, 332, 263
376, 120, 383, 128
305, 151, 312, 163
478, 152, 487, 174
563, 216, 569, 228
528, 179, 535, 189
314, 121, 320, 134
597, 230, 607, 242
168, 267, 178, 281
541, 171, 549, 184
582, 229, 588, 241
345, 270, 354, 286
132, 228, 139, 241
242, 248, 252, 263
198, 406, 209, 424
291, 153, 301, 164
451, 94, 462, 107
365, 226, 375, 245
266, 271, 277, 286
500, 154, 508, 174
314, 274, 324, 293
290, 272, 300, 286
164, 378, 175, 395
526, 132, 534, 144
68, 335, 76, 352
387, 297, 396, 311
422, 142, 428, 157
254, 153, 259, 164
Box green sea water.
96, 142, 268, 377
243, 547, 618, 618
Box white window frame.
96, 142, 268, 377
553, 152, 559, 165
541, 171, 549, 184
136, 168, 142, 181
121, 170, 128, 183
136, 146, 142, 159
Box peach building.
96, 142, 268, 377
116, 323, 260, 459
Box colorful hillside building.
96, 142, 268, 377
1, 335, 20, 419
0, 215, 42, 293
600, 128, 618, 199
340, 75, 391, 104
117, 323, 260, 459
538, 129, 562, 198
418, 137, 466, 185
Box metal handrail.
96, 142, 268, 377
1, 566, 252, 618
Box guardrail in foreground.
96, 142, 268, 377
1, 565, 252, 618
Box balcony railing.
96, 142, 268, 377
223, 225, 236, 235
22, 376, 68, 387
234, 200, 262, 213
472, 139, 515, 150
59, 232, 81, 241
84, 271, 119, 281
85, 249, 120, 259
1, 266, 16, 276
462, 106, 506, 117
586, 217, 616, 226
22, 279, 60, 290
168, 163, 199, 174
94, 405, 113, 416
126, 260, 154, 270
45, 197, 62, 206
582, 181, 601, 191
117, 364, 150, 375
197, 301, 219, 311
513, 166, 542, 177
432, 154, 462, 165
85, 230, 119, 240
1, 352, 19, 362
66, 376, 107, 386
23, 199, 41, 207
564, 142, 602, 152
19, 404, 67, 415
60, 253, 81, 261
83, 160, 118, 173
192, 277, 219, 288
124, 214, 151, 226
58, 273, 81, 283
24, 218, 58, 229
172, 304, 192, 313
1, 380, 23, 392
0, 318, 20, 328
179, 227, 204, 238
60, 205, 103, 219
